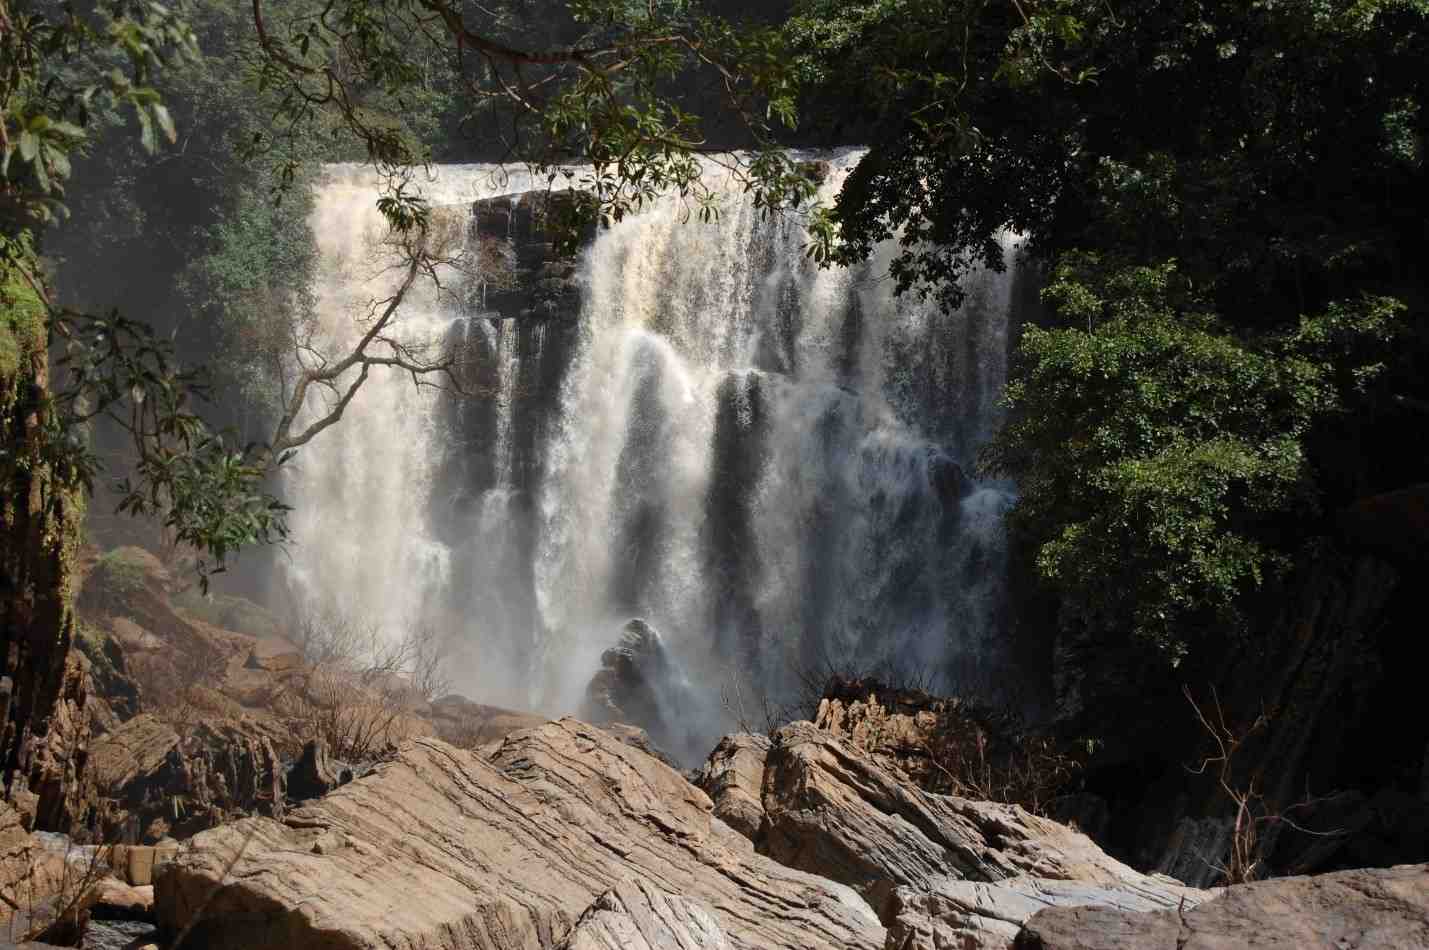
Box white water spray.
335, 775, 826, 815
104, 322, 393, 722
282, 154, 1024, 753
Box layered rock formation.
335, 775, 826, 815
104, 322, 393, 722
758, 723, 1202, 920
154, 721, 883, 950
557, 881, 729, 950
145, 710, 1429, 950
87, 714, 286, 842
693, 721, 1205, 948
1018, 863, 1429, 949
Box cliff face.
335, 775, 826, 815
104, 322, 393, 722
1057, 539, 1429, 885
0, 261, 89, 833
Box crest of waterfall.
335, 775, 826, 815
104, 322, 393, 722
284, 153, 1024, 760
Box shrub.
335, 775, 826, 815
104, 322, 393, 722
982, 258, 1402, 656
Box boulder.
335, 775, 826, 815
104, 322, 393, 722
82, 919, 160, 950
89, 878, 154, 921
109, 845, 179, 888
691, 733, 770, 841
887, 876, 1204, 950
557, 880, 729, 950
426, 694, 548, 748
1, 804, 72, 938
760, 723, 1202, 922
581, 619, 701, 762
1016, 863, 1429, 949
154, 721, 883, 950
88, 714, 285, 841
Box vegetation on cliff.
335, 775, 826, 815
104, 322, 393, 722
790, 0, 1427, 656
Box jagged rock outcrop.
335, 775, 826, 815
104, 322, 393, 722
581, 619, 699, 763
26, 650, 92, 833
470, 190, 591, 325
88, 714, 284, 841
1016, 863, 1429, 950
153, 720, 883, 950
2, 263, 89, 836
757, 722, 1203, 923
557, 880, 729, 950
814, 677, 1032, 795
691, 733, 770, 841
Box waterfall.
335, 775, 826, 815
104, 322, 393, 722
283, 153, 1023, 756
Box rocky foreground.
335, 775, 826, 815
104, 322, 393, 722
3, 552, 1426, 949
1, 713, 1413, 950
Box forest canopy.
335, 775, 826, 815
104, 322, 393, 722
2, 0, 1425, 650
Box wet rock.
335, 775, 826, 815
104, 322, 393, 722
927, 449, 974, 506
581, 619, 700, 763
470, 190, 592, 324
154, 721, 884, 950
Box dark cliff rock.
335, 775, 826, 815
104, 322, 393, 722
1, 266, 89, 837
87, 713, 285, 842
469, 190, 592, 326
581, 619, 700, 763
429, 190, 596, 688
286, 738, 339, 802
1059, 549, 1429, 886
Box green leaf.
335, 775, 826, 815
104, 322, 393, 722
151, 103, 176, 143
136, 107, 157, 153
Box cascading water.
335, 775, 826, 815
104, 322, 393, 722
282, 152, 1027, 760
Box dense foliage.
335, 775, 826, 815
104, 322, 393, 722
786, 0, 1427, 655
2, 0, 816, 584
984, 259, 1402, 652
5, 0, 1426, 645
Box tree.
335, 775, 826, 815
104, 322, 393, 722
2, 0, 822, 585
790, 0, 1427, 654
982, 257, 1401, 654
